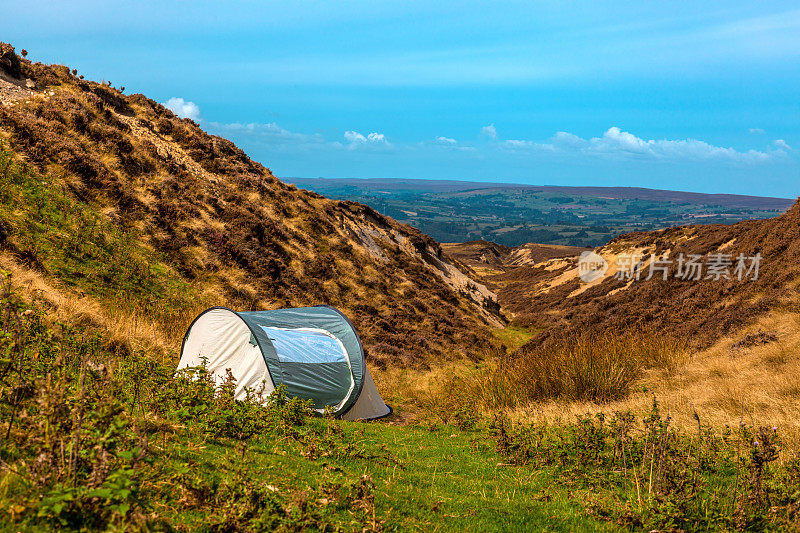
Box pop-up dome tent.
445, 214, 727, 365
178, 306, 391, 420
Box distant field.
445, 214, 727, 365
290, 178, 795, 247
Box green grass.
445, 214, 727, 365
158, 421, 618, 532
490, 409, 800, 532
3, 274, 800, 531
0, 281, 614, 531
492, 326, 540, 353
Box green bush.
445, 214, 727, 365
490, 399, 800, 530
0, 143, 202, 330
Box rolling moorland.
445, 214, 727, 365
3, 42, 800, 531
292, 177, 794, 248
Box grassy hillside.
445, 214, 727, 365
0, 43, 502, 369
434, 195, 800, 451
4, 42, 800, 531
4, 283, 800, 531
486, 199, 800, 349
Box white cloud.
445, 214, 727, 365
503, 131, 585, 152
551, 131, 586, 148
501, 127, 779, 164
749, 127, 765, 134
481, 124, 498, 140
209, 121, 326, 146
207, 122, 390, 154
503, 139, 536, 149
201, 119, 789, 179
344, 130, 367, 144
589, 127, 770, 162
204, 121, 332, 156
163, 97, 201, 121
344, 130, 389, 148
774, 139, 792, 151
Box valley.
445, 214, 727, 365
2, 42, 800, 531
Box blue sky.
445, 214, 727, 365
4, 1, 799, 197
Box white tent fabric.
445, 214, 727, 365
179, 308, 274, 400
341, 366, 392, 421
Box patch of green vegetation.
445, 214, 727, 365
492, 325, 540, 353
491, 403, 800, 531
3, 274, 800, 531
0, 278, 612, 531
154, 410, 620, 532
0, 144, 200, 324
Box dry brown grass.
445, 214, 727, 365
490, 198, 800, 350
505, 310, 800, 446
0, 251, 210, 363
374, 330, 686, 424
490, 331, 686, 404
0, 47, 506, 371
379, 313, 800, 451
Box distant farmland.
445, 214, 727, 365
290, 178, 794, 247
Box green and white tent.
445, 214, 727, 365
178, 306, 392, 420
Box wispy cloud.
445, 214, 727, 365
501, 127, 785, 164
696, 8, 800, 45
774, 139, 792, 151
207, 118, 792, 166
201, 6, 800, 86
344, 130, 389, 149
343, 131, 367, 143
205, 121, 398, 156
197, 118, 795, 195
203, 114, 795, 169
206, 121, 329, 154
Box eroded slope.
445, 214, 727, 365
492, 201, 800, 348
